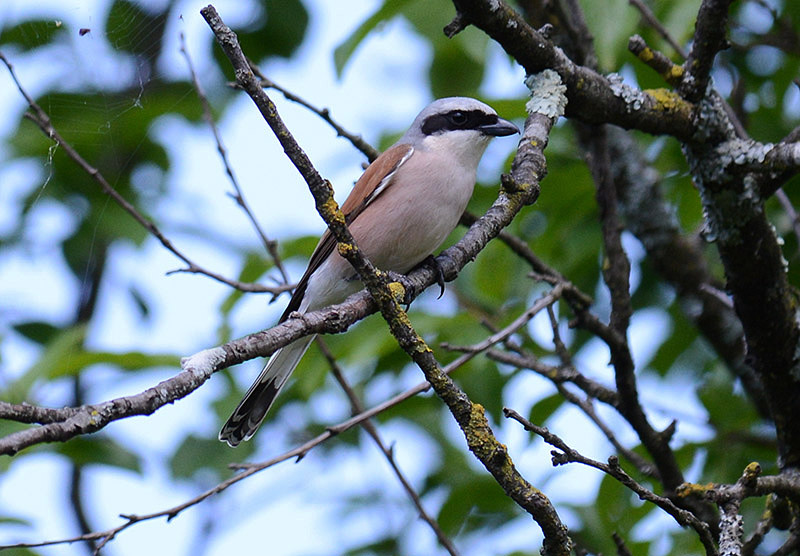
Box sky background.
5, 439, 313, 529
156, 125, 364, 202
0, 1, 716, 554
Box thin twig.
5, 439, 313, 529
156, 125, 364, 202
544, 304, 658, 478
248, 63, 381, 163
775, 188, 800, 258
628, 0, 688, 58
316, 338, 460, 556
440, 284, 564, 355
503, 408, 717, 555
628, 34, 685, 86
0, 353, 476, 552
180, 32, 290, 285
0, 50, 287, 296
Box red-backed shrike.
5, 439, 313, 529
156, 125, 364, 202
220, 97, 518, 446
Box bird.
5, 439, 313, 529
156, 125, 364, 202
219, 97, 519, 446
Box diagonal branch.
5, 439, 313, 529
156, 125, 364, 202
627, 0, 688, 58
180, 31, 290, 285
447, 0, 697, 141
317, 339, 460, 556
0, 51, 289, 297
504, 408, 717, 555
678, 0, 734, 103
201, 5, 572, 553
247, 63, 381, 163
0, 357, 470, 553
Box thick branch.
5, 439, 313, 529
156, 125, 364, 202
685, 98, 800, 471
679, 0, 734, 103
605, 126, 768, 417
577, 123, 687, 493
201, 6, 572, 552
448, 0, 696, 140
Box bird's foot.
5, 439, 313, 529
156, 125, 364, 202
419, 255, 447, 299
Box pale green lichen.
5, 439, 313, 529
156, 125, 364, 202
525, 69, 568, 119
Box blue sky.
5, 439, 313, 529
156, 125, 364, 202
0, 1, 715, 554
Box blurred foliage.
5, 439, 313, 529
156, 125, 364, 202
1, 0, 798, 555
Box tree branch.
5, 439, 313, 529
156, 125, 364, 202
627, 0, 688, 58
317, 339, 460, 556
180, 31, 290, 285
684, 96, 800, 471
0, 352, 487, 552
448, 0, 697, 141
201, 5, 573, 552
678, 0, 734, 103
504, 408, 717, 555
248, 64, 381, 163
0, 51, 287, 297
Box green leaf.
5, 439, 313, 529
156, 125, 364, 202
170, 433, 254, 480
437, 474, 517, 535
260, 0, 309, 58
54, 436, 142, 473
529, 392, 564, 425
0, 515, 32, 527
0, 20, 66, 51
213, 0, 309, 71
46, 350, 180, 378
429, 39, 484, 98
578, 0, 640, 70
219, 252, 272, 319
3, 324, 88, 401
106, 0, 168, 59
333, 0, 413, 76
12, 321, 60, 346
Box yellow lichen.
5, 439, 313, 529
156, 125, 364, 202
676, 482, 716, 497
387, 281, 406, 303
743, 461, 762, 481
644, 88, 689, 113
667, 64, 684, 80
337, 242, 355, 257
637, 47, 654, 63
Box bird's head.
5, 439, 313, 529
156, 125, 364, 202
401, 97, 519, 163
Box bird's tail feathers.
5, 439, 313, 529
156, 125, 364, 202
219, 335, 316, 447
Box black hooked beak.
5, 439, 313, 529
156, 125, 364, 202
478, 117, 519, 137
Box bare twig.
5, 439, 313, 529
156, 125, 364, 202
612, 532, 634, 556
441, 284, 564, 355
0, 51, 287, 296
504, 408, 717, 555
544, 304, 658, 478
628, 0, 688, 58
316, 338, 461, 556
628, 34, 685, 86
0, 353, 477, 552
180, 31, 290, 285
775, 188, 800, 258
679, 0, 734, 102
248, 63, 381, 163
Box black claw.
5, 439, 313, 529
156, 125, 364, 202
421, 255, 446, 299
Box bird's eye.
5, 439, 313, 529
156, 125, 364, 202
449, 111, 468, 126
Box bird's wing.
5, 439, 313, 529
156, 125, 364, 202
278, 143, 414, 322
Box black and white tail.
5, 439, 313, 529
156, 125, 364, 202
219, 335, 315, 447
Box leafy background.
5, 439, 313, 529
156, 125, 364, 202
0, 0, 798, 554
